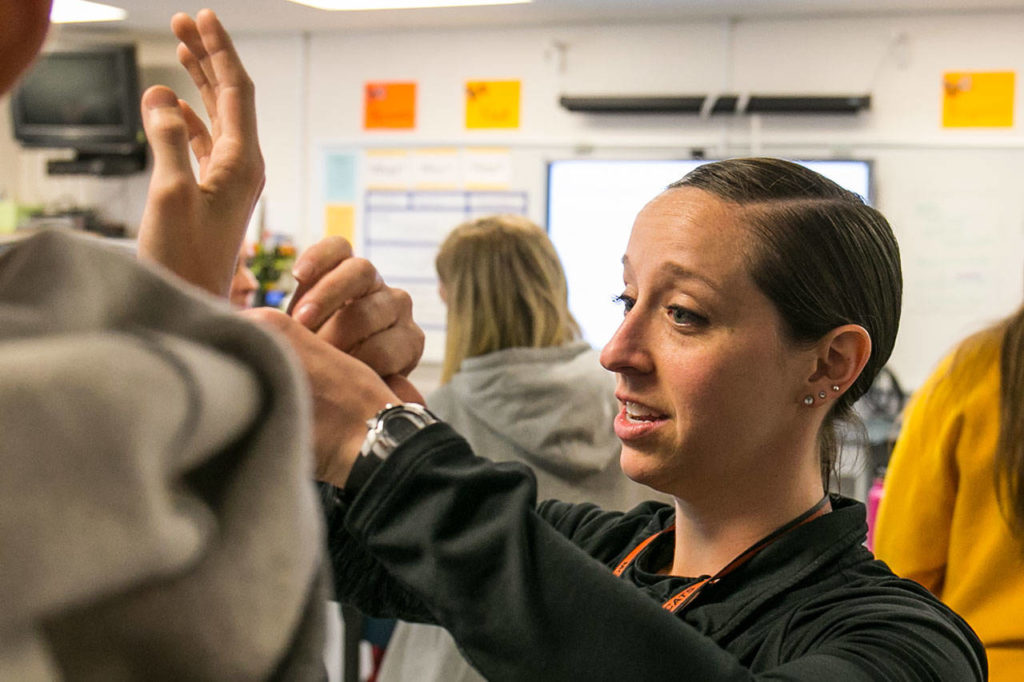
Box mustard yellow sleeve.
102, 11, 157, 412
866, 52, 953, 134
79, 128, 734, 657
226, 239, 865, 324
873, 353, 961, 596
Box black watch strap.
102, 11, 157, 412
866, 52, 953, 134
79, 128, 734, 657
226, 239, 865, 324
343, 451, 382, 500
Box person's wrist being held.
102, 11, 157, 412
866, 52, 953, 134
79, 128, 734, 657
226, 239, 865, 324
314, 392, 396, 490
338, 402, 439, 499
239, 307, 416, 491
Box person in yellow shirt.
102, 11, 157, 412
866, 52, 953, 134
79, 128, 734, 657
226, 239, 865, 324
875, 304, 1024, 681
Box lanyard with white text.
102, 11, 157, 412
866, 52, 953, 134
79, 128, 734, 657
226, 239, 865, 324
613, 494, 831, 614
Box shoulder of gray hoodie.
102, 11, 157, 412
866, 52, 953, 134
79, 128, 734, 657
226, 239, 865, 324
427, 340, 655, 512
0, 231, 326, 681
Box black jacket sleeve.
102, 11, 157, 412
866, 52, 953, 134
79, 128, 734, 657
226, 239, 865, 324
319, 482, 434, 623
332, 424, 985, 682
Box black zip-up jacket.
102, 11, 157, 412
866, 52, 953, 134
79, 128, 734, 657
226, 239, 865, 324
324, 424, 987, 681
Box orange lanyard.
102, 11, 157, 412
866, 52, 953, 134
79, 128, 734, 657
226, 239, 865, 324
613, 495, 831, 614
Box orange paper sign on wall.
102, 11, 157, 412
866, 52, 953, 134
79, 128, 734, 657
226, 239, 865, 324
465, 80, 520, 129
365, 82, 416, 130
942, 71, 1015, 128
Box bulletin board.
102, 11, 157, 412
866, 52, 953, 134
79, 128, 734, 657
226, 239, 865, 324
318, 145, 532, 363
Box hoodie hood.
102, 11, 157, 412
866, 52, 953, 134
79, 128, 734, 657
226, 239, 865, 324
429, 341, 621, 480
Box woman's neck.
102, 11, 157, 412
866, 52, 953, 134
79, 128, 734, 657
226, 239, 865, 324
666, 480, 828, 578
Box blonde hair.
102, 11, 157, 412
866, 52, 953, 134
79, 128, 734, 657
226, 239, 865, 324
435, 214, 580, 383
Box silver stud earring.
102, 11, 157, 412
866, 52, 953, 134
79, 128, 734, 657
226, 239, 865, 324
831, 385, 840, 392
803, 395, 814, 406
818, 391, 827, 399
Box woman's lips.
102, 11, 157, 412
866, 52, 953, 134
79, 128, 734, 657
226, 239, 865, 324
613, 401, 668, 441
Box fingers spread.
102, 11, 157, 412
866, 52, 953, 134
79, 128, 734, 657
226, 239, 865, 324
141, 10, 264, 300
176, 42, 218, 132
179, 99, 212, 177
195, 9, 258, 142
172, 12, 218, 90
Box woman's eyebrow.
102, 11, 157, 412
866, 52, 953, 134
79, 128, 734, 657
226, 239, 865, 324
622, 255, 720, 293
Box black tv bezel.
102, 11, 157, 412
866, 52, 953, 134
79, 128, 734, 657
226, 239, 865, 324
10, 43, 144, 154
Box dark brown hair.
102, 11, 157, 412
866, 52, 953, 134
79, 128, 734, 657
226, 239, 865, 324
670, 158, 903, 486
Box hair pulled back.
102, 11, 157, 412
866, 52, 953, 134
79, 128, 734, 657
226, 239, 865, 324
671, 158, 903, 485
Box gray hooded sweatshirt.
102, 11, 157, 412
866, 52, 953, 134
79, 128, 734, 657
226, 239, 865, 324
428, 341, 651, 516
0, 231, 326, 682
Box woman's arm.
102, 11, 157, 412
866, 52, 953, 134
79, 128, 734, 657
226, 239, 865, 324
335, 424, 984, 682
318, 481, 435, 622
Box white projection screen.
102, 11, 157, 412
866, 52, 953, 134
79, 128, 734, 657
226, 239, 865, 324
546, 158, 872, 350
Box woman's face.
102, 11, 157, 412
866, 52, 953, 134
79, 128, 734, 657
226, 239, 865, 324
599, 186, 816, 498
230, 256, 259, 309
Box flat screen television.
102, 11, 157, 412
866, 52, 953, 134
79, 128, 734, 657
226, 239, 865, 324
10, 43, 144, 155
546, 158, 873, 350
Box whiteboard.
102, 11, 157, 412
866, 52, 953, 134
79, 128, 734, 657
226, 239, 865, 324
317, 144, 535, 364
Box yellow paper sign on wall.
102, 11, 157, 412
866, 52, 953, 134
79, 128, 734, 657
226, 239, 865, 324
324, 203, 355, 244
942, 71, 1015, 128
465, 80, 520, 129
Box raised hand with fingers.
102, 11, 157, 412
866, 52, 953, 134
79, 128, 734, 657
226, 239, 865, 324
287, 236, 425, 378
137, 9, 265, 298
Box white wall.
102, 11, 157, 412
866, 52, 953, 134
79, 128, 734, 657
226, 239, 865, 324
1, 27, 190, 231
300, 11, 1024, 390
236, 34, 307, 242
6, 10, 1024, 389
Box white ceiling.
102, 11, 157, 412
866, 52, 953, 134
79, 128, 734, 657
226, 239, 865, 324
67, 0, 1024, 36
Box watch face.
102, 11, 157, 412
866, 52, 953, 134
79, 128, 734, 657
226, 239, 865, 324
384, 413, 421, 442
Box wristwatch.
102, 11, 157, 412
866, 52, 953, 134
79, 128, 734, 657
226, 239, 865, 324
344, 402, 439, 498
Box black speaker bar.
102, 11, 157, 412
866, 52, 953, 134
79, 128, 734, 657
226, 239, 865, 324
559, 94, 870, 115
558, 96, 705, 113
744, 95, 871, 113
